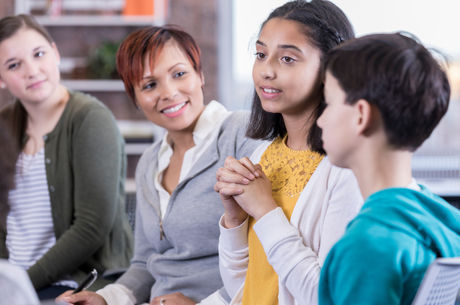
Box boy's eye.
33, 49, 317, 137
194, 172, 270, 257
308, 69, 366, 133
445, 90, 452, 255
255, 52, 266, 60
281, 56, 295, 63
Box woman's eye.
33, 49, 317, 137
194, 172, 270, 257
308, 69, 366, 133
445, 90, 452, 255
254, 52, 265, 60
174, 71, 186, 78
35, 51, 45, 58
281, 56, 295, 63
142, 81, 156, 90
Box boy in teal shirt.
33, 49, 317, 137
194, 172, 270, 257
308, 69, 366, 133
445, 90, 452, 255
317, 32, 460, 305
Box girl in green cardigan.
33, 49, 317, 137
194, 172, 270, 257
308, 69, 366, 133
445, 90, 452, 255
0, 14, 133, 300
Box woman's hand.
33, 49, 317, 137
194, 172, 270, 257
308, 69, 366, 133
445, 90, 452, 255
56, 290, 108, 305
150, 292, 196, 305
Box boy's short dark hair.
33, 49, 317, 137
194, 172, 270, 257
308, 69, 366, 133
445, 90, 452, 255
325, 32, 450, 151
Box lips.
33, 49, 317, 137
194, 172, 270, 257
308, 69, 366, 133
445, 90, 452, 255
161, 101, 189, 118
259, 86, 282, 99
26, 80, 46, 89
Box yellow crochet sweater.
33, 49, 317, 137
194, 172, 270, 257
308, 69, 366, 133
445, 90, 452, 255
242, 136, 323, 305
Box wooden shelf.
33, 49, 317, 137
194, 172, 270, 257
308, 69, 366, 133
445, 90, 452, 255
34, 15, 162, 26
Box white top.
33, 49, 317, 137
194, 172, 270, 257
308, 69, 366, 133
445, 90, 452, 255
154, 100, 231, 218
7, 149, 56, 270
7, 148, 77, 288
219, 141, 364, 305
97, 101, 231, 305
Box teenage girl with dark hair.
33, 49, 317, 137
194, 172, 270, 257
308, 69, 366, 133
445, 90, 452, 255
215, 1, 363, 304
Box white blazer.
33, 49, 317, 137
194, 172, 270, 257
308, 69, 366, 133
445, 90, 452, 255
219, 141, 363, 305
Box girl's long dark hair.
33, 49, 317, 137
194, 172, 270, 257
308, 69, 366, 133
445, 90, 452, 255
246, 0, 354, 154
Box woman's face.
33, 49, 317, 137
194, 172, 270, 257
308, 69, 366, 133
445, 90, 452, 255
134, 39, 205, 133
252, 18, 322, 118
0, 28, 61, 106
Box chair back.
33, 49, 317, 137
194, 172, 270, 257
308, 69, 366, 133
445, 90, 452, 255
412, 257, 460, 305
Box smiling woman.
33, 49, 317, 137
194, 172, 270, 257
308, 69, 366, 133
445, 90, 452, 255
57, 25, 260, 305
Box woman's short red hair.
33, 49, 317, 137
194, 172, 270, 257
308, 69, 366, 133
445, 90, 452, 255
116, 25, 202, 104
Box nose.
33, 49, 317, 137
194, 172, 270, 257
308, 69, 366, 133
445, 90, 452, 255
259, 57, 276, 80
23, 59, 40, 79
159, 79, 178, 101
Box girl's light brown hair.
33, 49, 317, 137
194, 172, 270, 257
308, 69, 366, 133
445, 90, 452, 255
116, 25, 202, 104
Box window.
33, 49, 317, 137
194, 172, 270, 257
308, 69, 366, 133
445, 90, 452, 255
230, 0, 460, 155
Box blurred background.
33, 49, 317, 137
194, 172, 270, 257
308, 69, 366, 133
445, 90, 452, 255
0, 0, 459, 205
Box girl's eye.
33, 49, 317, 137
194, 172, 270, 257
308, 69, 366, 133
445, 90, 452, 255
281, 56, 295, 63
35, 51, 45, 58
142, 81, 156, 90
254, 52, 266, 60
7, 62, 19, 70
174, 71, 186, 78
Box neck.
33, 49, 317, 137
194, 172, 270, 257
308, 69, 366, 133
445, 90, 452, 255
24, 84, 69, 132
282, 109, 315, 151
167, 130, 195, 153
351, 143, 413, 199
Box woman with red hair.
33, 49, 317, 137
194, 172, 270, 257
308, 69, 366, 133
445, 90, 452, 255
59, 26, 259, 305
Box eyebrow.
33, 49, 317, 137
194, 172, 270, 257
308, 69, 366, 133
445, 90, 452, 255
3, 46, 45, 67
142, 62, 187, 79
256, 40, 303, 54
3, 57, 17, 67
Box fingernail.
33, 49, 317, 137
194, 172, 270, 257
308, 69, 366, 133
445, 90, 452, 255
243, 178, 249, 184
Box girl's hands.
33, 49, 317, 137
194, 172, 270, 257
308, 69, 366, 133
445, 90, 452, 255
215, 157, 277, 223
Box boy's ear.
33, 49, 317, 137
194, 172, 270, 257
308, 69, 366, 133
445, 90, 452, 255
355, 99, 375, 135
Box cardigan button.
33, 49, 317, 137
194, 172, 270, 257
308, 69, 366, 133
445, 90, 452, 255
45, 158, 51, 164
49, 185, 55, 192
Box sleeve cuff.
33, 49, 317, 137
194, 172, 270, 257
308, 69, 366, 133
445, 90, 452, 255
219, 215, 249, 251
253, 207, 298, 254
97, 283, 136, 305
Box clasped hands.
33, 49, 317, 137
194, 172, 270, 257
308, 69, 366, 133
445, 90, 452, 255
214, 156, 277, 228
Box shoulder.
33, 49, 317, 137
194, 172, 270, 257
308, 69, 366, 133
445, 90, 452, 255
64, 91, 118, 130
319, 158, 360, 190
66, 91, 115, 121
220, 111, 251, 132
136, 140, 162, 174
215, 110, 250, 144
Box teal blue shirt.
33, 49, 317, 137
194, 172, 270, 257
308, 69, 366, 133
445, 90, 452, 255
319, 185, 460, 305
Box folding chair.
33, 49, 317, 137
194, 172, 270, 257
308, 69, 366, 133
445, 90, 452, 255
412, 257, 460, 305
